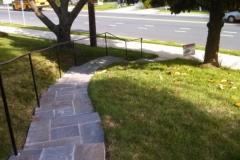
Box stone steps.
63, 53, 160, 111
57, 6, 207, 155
23, 112, 102, 149
9, 56, 126, 160
9, 143, 105, 160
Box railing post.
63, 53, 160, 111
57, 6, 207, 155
105, 33, 108, 56
125, 40, 128, 60
0, 71, 19, 156
72, 41, 77, 66
56, 46, 62, 78
141, 38, 143, 58
28, 54, 40, 107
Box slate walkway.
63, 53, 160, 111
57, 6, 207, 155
9, 56, 126, 160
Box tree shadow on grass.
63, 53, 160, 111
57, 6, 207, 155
0, 34, 42, 66
89, 60, 240, 160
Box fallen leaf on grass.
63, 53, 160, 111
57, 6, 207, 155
208, 79, 215, 83
227, 80, 234, 84
95, 70, 107, 75
159, 75, 163, 80
220, 79, 227, 83
167, 71, 187, 76
105, 115, 120, 128
219, 84, 225, 90
235, 102, 240, 107
230, 86, 237, 90
174, 72, 181, 75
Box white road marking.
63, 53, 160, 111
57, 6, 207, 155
145, 25, 154, 27
138, 27, 147, 29
116, 22, 123, 24
54, 18, 58, 19
96, 21, 99, 22
180, 28, 191, 30
84, 22, 89, 24
174, 30, 186, 33
30, 18, 34, 19
223, 31, 237, 34
76, 14, 238, 26
108, 25, 116, 27
221, 34, 234, 37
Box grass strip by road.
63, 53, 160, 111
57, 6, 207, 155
1, 22, 239, 57
75, 3, 132, 11
0, 33, 156, 160
48, 3, 119, 11
89, 58, 240, 159
82, 3, 130, 11
159, 9, 209, 15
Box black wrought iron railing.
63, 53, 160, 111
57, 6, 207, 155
0, 32, 143, 157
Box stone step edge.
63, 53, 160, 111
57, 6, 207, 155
9, 143, 105, 160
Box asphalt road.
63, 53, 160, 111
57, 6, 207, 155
0, 8, 240, 51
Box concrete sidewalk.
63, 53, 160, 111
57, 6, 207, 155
0, 25, 239, 70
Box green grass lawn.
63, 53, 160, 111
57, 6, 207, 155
1, 31, 240, 160
0, 34, 156, 159
89, 59, 240, 159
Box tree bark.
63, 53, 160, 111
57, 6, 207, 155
204, 0, 225, 67
88, 1, 97, 47
53, 24, 73, 49
28, 0, 88, 49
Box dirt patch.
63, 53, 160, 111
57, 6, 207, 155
104, 115, 120, 128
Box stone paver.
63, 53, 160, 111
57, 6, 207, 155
40, 146, 74, 160
9, 56, 126, 160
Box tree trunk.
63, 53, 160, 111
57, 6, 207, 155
88, 1, 97, 47
204, 1, 225, 67
54, 24, 73, 49
28, 0, 88, 50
